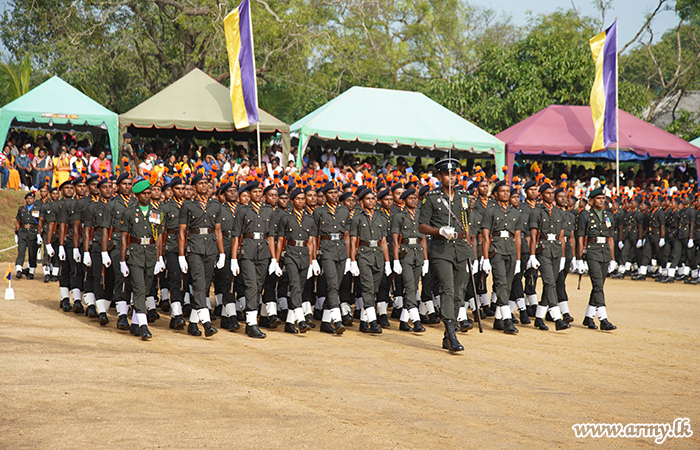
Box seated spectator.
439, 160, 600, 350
32, 148, 53, 188
14, 145, 33, 187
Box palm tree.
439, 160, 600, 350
0, 54, 32, 100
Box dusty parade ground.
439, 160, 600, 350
0, 269, 698, 449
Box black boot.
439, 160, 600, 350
140, 325, 152, 340
117, 314, 130, 330
413, 321, 426, 333
147, 309, 160, 323
246, 324, 267, 338
527, 305, 537, 317
493, 319, 504, 331
313, 309, 322, 321
368, 320, 383, 334
305, 314, 316, 328
443, 320, 463, 352
159, 299, 170, 313
562, 312, 574, 323
378, 314, 390, 328
220, 316, 231, 330
459, 319, 473, 332
544, 311, 553, 322
298, 321, 311, 333
285, 323, 299, 334
399, 321, 413, 332
130, 323, 141, 336
258, 315, 271, 328
354, 309, 361, 320
582, 316, 598, 329
86, 305, 98, 319
169, 315, 186, 330
319, 322, 336, 334
519, 309, 531, 325
98, 312, 109, 325
554, 319, 571, 330
359, 321, 369, 333
268, 314, 282, 328
228, 316, 240, 331
481, 305, 495, 317
44, 274, 50, 283
187, 322, 202, 336
60, 299, 71, 312
334, 321, 346, 335
202, 321, 217, 337
391, 307, 402, 319
73, 300, 84, 314
27, 273, 34, 280
503, 319, 518, 334
342, 314, 353, 326
427, 312, 441, 324
51, 275, 58, 282
600, 319, 617, 331
534, 317, 549, 330
16, 270, 22, 279
213, 304, 222, 318
182, 303, 192, 318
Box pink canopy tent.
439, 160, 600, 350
496, 105, 700, 182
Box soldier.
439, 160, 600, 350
302, 187, 320, 325
375, 188, 395, 327
145, 180, 164, 321
471, 178, 495, 316
39, 187, 61, 283
554, 187, 575, 323
520, 180, 540, 316
230, 181, 277, 339
682, 195, 697, 283
576, 187, 617, 331
73, 174, 99, 316
388, 183, 405, 319
508, 187, 530, 325
98, 173, 134, 330
214, 182, 240, 331
178, 173, 225, 338
275, 187, 317, 333
160, 177, 188, 330
58, 177, 86, 314
417, 184, 440, 325
678, 195, 694, 281
15, 192, 40, 279
660, 197, 681, 283
481, 180, 522, 334
313, 181, 351, 334
82, 177, 113, 325
418, 158, 474, 352
348, 189, 391, 334
33, 185, 50, 281
259, 184, 283, 328
631, 198, 649, 280
390, 188, 428, 333
528, 182, 570, 331
643, 196, 666, 280
48, 180, 76, 311
119, 180, 166, 340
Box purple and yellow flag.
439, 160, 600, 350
224, 0, 259, 129
589, 21, 617, 151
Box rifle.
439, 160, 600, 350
466, 257, 483, 333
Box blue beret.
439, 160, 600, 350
97, 178, 111, 188
71, 177, 85, 186
358, 189, 374, 200
218, 182, 232, 195
25, 192, 35, 199
190, 173, 203, 185
399, 188, 416, 200
85, 174, 99, 185
289, 187, 304, 199
554, 187, 565, 196
510, 188, 519, 197
320, 181, 337, 193
339, 191, 353, 202
539, 183, 553, 194
169, 177, 183, 187
377, 189, 391, 199
245, 180, 261, 192
116, 173, 130, 184
523, 180, 537, 190
263, 184, 278, 194
419, 185, 430, 196
390, 183, 404, 192
59, 180, 73, 190
492, 180, 507, 195
278, 187, 288, 197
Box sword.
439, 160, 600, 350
466, 257, 483, 333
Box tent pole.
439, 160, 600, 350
248, 0, 262, 168
257, 122, 262, 168
615, 18, 620, 196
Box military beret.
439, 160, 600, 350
510, 188, 519, 197
97, 178, 111, 188
358, 189, 374, 200
554, 187, 565, 196
523, 180, 537, 190
589, 187, 605, 198
399, 188, 416, 200
49, 187, 58, 193
85, 174, 100, 185
355, 185, 367, 197
237, 183, 249, 195
169, 177, 183, 187
391, 183, 404, 192
190, 173, 204, 185
435, 158, 459, 173
320, 181, 337, 193
492, 180, 508, 195
218, 182, 232, 195
116, 173, 131, 184
341, 183, 352, 190
419, 185, 430, 196
538, 183, 553, 194
278, 187, 288, 197
72, 177, 85, 186
289, 187, 304, 199
404, 181, 416, 189
25, 192, 35, 199
377, 188, 391, 199
59, 180, 73, 190
339, 191, 353, 202
132, 179, 150, 194
245, 180, 261, 192
263, 184, 278, 194
644, 200, 651, 207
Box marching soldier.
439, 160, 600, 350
214, 182, 240, 331
376, 188, 395, 327
554, 187, 575, 323
418, 158, 474, 352
643, 196, 666, 279
520, 180, 540, 316
508, 187, 530, 324
58, 177, 86, 314
15, 192, 40, 279
481, 180, 522, 334
49, 180, 75, 311
528, 182, 570, 331
391, 188, 428, 332
275, 187, 317, 333
178, 173, 225, 338
73, 174, 99, 316
119, 180, 166, 340
260, 184, 283, 328
39, 187, 61, 284
576, 187, 617, 331
471, 178, 495, 316
160, 177, 188, 330
349, 189, 391, 334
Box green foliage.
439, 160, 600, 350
0, 54, 32, 101
666, 109, 700, 141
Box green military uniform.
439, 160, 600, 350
83, 192, 112, 322
161, 193, 187, 326
644, 205, 666, 272
40, 195, 61, 281
665, 205, 681, 279
15, 199, 40, 276
678, 203, 693, 279
99, 192, 134, 321
57, 190, 82, 309
471, 194, 495, 308
391, 204, 425, 328
215, 195, 237, 326
555, 204, 575, 307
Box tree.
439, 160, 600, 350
0, 54, 32, 102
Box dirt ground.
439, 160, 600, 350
0, 269, 698, 449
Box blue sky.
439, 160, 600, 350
0, 0, 680, 55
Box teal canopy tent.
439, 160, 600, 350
0, 76, 119, 164
291, 86, 505, 176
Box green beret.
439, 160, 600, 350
589, 187, 605, 199
132, 179, 151, 194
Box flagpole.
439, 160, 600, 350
615, 18, 620, 197
247, 0, 262, 168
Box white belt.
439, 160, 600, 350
252, 232, 265, 239
546, 233, 557, 241
595, 237, 607, 244
330, 233, 341, 240
498, 231, 510, 238
406, 237, 420, 245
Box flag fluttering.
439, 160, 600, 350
4, 264, 11, 282
589, 20, 617, 152
224, 0, 259, 129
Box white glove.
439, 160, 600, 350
83, 252, 92, 267
120, 261, 129, 277
37, 234, 43, 245
481, 258, 492, 275
570, 257, 577, 272
393, 260, 402, 275
583, 261, 589, 272
608, 260, 618, 274
230, 259, 240, 276
559, 256, 566, 272
307, 265, 314, 279
216, 253, 226, 269
350, 261, 360, 277
275, 262, 283, 277
311, 259, 321, 276
101, 251, 111, 267
688, 240, 694, 249
514, 259, 521, 275
636, 239, 643, 248
618, 241, 624, 250
384, 261, 392, 277
178, 255, 188, 274
528, 254, 540, 270
37, 248, 42, 260
73, 248, 81, 263
659, 238, 665, 247
344, 258, 351, 274
154, 256, 165, 274
268, 258, 278, 275
422, 260, 429, 276
439, 226, 456, 240
58, 246, 66, 261
46, 243, 55, 257
14, 234, 17, 245
471, 259, 479, 274
642, 239, 646, 247
577, 259, 586, 274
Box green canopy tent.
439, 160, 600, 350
691, 137, 700, 148
118, 69, 290, 162
0, 76, 119, 162
291, 86, 505, 176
